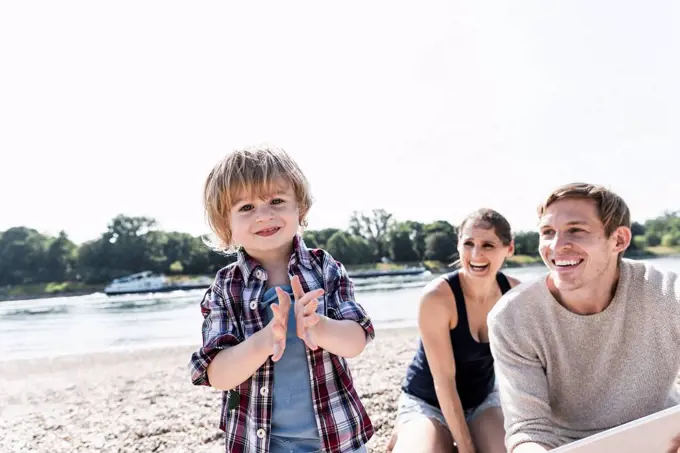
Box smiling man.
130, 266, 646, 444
487, 183, 680, 453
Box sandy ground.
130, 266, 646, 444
3, 327, 679, 453
0, 328, 420, 453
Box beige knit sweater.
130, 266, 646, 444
488, 259, 680, 451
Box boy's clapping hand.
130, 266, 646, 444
269, 277, 324, 360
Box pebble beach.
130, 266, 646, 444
0, 328, 420, 453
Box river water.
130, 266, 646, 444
1, 257, 678, 362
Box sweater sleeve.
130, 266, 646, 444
489, 311, 559, 452
672, 271, 680, 340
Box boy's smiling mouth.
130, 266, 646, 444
255, 226, 281, 237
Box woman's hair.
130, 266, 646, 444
458, 208, 513, 246
451, 208, 513, 266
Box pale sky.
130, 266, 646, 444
1, 1, 678, 244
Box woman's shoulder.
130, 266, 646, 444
503, 273, 521, 288
418, 274, 458, 326
422, 272, 457, 300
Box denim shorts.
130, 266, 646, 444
269, 437, 367, 453
397, 385, 501, 428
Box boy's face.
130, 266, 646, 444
538, 197, 627, 295
229, 178, 301, 257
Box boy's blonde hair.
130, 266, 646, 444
537, 182, 631, 237
203, 145, 313, 252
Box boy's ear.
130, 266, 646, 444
298, 208, 308, 227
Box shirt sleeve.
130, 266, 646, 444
188, 282, 243, 386
488, 311, 558, 452
326, 260, 375, 343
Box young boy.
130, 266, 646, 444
189, 145, 375, 453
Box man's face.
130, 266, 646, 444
538, 197, 626, 294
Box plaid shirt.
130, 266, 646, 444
189, 235, 375, 453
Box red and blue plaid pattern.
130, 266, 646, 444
189, 235, 375, 453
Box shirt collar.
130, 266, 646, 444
236, 234, 312, 283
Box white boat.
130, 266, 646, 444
104, 271, 211, 296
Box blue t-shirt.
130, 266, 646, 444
260, 285, 322, 451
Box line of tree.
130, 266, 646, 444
1, 210, 678, 287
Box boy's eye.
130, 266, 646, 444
464, 241, 474, 247
271, 198, 284, 205
483, 244, 494, 249
239, 204, 254, 212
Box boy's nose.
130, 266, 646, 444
254, 205, 275, 222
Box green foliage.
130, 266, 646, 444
645, 232, 662, 247
0, 215, 233, 288
633, 235, 648, 249
661, 231, 680, 247
404, 221, 427, 260
44, 231, 77, 281
326, 231, 374, 265
513, 231, 540, 256
388, 224, 420, 262
2, 209, 679, 294
302, 228, 340, 250
424, 220, 456, 238
169, 260, 184, 274
0, 227, 50, 285
631, 221, 645, 236
424, 232, 457, 263
644, 211, 680, 248
349, 209, 394, 259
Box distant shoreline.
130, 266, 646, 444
0, 284, 105, 303
2, 249, 679, 303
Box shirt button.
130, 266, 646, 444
256, 428, 266, 439
254, 269, 265, 280
259, 386, 268, 396
249, 301, 257, 310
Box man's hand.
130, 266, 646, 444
291, 275, 325, 350
268, 287, 291, 362
667, 432, 680, 453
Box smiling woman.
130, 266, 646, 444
388, 208, 520, 453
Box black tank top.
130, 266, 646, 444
401, 270, 512, 410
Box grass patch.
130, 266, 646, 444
345, 262, 422, 272
423, 260, 449, 270
0, 282, 105, 301
646, 245, 680, 256
506, 255, 543, 266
